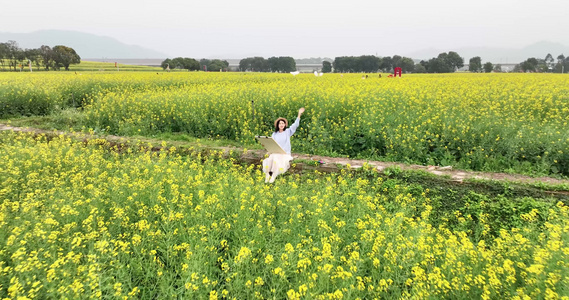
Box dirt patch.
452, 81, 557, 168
293, 153, 569, 186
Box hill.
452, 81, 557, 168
404, 41, 569, 64
0, 30, 169, 59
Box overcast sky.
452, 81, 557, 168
2, 0, 568, 58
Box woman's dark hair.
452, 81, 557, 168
275, 120, 287, 132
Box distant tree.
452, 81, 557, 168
359, 55, 380, 73
520, 58, 539, 72
333, 56, 370, 73
183, 58, 200, 71
6, 40, 21, 71
239, 57, 269, 72
442, 51, 464, 71
421, 52, 464, 73
267, 57, 278, 72
169, 57, 186, 69
199, 59, 211, 71
208, 59, 229, 71
380, 56, 393, 72
333, 57, 353, 73
333, 57, 351, 72
399, 57, 415, 73
322, 61, 332, 73
161, 58, 172, 70
346, 56, 359, 72
254, 57, 269, 72
278, 57, 296, 73
391, 55, 402, 69
259, 57, 269, 72
376, 57, 384, 72
268, 56, 296, 73
24, 48, 42, 70
0, 43, 7, 70
15, 47, 27, 70
537, 58, 548, 72
332, 57, 342, 72
239, 58, 251, 71
332, 55, 380, 73
433, 53, 449, 72
419, 60, 429, 72
161, 57, 200, 71
413, 63, 427, 73
483, 62, 493, 73
469, 56, 482, 72
52, 45, 81, 71
425, 57, 451, 73
239, 58, 252, 71
555, 54, 567, 73
435, 56, 453, 72
545, 53, 555, 71
493, 64, 502, 72
39, 45, 54, 70
0, 42, 68, 71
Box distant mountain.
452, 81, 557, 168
0, 30, 169, 59
404, 41, 569, 64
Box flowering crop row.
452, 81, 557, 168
1, 132, 568, 299
2, 72, 569, 175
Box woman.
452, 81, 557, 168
263, 107, 305, 183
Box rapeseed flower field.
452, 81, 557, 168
1, 72, 568, 175
1, 131, 568, 299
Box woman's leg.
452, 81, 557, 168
269, 173, 277, 183
262, 155, 275, 183
268, 154, 292, 183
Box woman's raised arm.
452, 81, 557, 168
288, 107, 305, 136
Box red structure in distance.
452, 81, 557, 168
394, 67, 402, 77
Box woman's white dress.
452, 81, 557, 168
262, 117, 300, 182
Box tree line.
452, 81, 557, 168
468, 53, 568, 73
161, 52, 467, 74
330, 52, 464, 74
241, 56, 296, 73
160, 56, 297, 73
332, 55, 416, 73
164, 52, 569, 74
514, 54, 568, 73
0, 40, 81, 71
160, 57, 230, 71
5, 38, 562, 74
332, 52, 569, 74
468, 57, 500, 73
